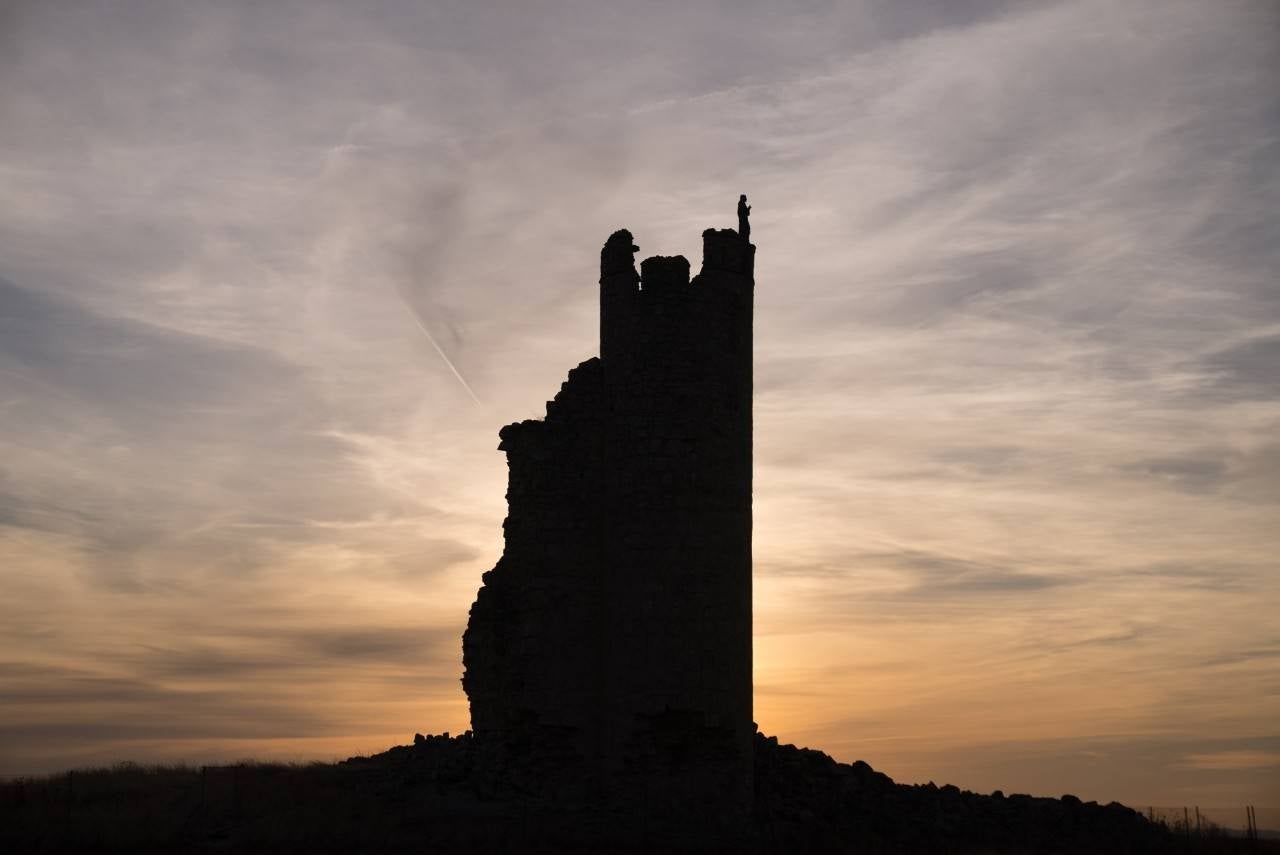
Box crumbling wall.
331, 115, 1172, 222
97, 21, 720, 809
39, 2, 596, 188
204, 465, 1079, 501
462, 221, 755, 821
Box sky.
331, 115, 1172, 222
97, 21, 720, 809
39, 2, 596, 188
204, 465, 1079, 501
1, 0, 1277, 813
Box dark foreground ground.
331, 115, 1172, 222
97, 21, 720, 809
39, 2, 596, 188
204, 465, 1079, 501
3, 732, 1273, 854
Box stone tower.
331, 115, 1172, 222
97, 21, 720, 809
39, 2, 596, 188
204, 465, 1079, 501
463, 208, 754, 822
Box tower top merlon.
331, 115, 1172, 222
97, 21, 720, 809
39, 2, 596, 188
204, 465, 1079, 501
601, 229, 640, 284
640, 255, 690, 295
702, 228, 755, 279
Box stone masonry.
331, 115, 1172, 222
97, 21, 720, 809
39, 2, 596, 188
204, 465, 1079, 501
462, 208, 755, 822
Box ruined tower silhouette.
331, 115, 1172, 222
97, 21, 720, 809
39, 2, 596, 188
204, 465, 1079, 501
463, 203, 754, 820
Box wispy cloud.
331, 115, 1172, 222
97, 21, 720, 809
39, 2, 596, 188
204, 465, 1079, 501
1181, 751, 1280, 772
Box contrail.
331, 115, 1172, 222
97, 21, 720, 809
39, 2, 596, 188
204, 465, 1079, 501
397, 290, 481, 406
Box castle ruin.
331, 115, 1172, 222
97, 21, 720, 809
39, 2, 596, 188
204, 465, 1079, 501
462, 204, 755, 821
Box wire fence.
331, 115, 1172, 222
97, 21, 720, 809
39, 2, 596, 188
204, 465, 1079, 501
1142, 805, 1272, 841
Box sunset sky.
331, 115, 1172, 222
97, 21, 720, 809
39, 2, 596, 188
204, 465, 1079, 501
1, 0, 1277, 813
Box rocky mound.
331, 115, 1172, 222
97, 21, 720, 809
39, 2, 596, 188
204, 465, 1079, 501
335, 730, 1170, 853
3, 731, 1249, 852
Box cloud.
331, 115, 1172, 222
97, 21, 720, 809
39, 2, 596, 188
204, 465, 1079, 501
1119, 452, 1230, 494
1119, 563, 1257, 593
0, 275, 304, 435
1199, 645, 1280, 669
0, 275, 462, 592
1180, 751, 1280, 771
1198, 333, 1280, 402
869, 550, 1073, 599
